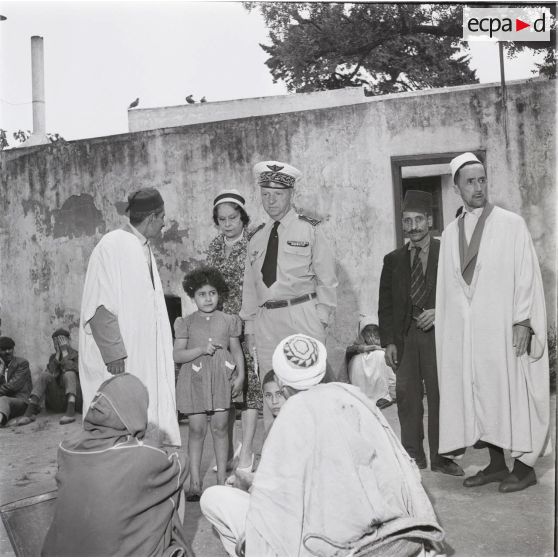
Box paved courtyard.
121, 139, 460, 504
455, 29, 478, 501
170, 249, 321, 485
0, 396, 555, 556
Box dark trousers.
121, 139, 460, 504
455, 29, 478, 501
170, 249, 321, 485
396, 322, 440, 462
31, 371, 83, 413
0, 396, 27, 421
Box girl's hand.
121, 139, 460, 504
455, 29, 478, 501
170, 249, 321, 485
204, 343, 219, 356
231, 376, 243, 398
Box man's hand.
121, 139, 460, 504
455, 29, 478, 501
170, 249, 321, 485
107, 358, 126, 375
513, 324, 531, 357
416, 309, 435, 331
385, 344, 398, 369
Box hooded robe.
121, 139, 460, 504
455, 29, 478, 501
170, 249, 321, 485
435, 206, 549, 466
42, 374, 189, 557
79, 228, 180, 446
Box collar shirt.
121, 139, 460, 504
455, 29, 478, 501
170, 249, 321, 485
241, 208, 337, 328
461, 207, 484, 244
407, 233, 431, 274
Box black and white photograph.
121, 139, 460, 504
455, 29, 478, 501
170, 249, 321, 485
0, 1, 555, 556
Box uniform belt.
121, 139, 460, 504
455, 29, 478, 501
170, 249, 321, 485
262, 293, 317, 309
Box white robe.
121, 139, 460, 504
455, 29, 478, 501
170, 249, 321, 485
435, 206, 549, 466
78, 229, 180, 447
348, 350, 396, 403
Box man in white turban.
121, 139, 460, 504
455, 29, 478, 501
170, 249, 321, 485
201, 334, 444, 556
436, 152, 550, 493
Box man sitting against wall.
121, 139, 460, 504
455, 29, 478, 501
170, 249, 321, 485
0, 336, 32, 426
201, 334, 444, 557
17, 328, 82, 426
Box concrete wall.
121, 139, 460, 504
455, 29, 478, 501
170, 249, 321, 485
1, 79, 555, 379
129, 87, 366, 132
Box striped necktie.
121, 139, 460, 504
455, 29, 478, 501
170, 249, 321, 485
410, 247, 427, 307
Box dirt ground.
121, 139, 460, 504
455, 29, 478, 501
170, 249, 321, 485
0, 396, 555, 557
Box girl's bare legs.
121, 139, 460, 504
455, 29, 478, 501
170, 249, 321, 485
237, 408, 258, 470
210, 410, 230, 485
188, 413, 208, 493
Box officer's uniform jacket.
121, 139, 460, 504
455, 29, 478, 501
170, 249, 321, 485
240, 208, 337, 334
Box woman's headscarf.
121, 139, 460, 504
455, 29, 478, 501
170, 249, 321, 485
63, 373, 149, 451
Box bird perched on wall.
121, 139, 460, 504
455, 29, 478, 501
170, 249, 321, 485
128, 98, 139, 109
200, 96, 207, 103
185, 95, 195, 104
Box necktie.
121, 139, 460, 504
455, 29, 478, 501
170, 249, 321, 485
261, 221, 280, 288
410, 246, 427, 308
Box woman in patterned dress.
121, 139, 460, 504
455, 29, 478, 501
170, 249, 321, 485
206, 189, 263, 472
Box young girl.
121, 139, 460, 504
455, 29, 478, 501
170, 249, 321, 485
174, 267, 244, 501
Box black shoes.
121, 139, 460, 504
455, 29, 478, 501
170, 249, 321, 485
413, 456, 427, 469
431, 458, 465, 476
498, 470, 537, 493
463, 468, 510, 487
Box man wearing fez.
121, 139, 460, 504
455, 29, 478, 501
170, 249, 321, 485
79, 188, 180, 446
240, 161, 337, 427
379, 190, 463, 476
436, 153, 549, 492
17, 328, 82, 426
0, 337, 32, 426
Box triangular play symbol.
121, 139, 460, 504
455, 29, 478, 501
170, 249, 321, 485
516, 18, 530, 31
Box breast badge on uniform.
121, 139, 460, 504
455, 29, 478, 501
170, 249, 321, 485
287, 240, 309, 247
298, 214, 321, 226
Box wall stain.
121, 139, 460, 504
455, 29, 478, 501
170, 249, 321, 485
53, 194, 105, 239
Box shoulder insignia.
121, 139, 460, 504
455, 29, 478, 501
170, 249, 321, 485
298, 214, 321, 226
247, 223, 265, 241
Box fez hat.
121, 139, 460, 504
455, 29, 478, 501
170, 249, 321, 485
126, 188, 164, 213
0, 337, 15, 350
272, 334, 327, 391
253, 161, 302, 189
449, 152, 483, 182
213, 189, 246, 210
402, 190, 433, 215
52, 328, 70, 339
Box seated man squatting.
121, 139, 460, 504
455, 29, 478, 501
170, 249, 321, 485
18, 328, 83, 426
0, 336, 32, 426
346, 315, 396, 409
201, 334, 445, 557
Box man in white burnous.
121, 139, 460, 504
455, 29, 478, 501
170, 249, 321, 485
436, 153, 550, 493
79, 188, 180, 447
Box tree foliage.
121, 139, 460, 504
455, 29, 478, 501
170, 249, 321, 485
245, 3, 478, 95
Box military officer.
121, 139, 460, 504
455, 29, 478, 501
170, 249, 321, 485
240, 160, 337, 427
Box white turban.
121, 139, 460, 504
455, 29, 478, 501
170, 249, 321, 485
272, 334, 327, 391
359, 314, 378, 333
449, 152, 482, 182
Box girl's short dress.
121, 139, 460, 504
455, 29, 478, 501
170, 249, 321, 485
174, 310, 242, 415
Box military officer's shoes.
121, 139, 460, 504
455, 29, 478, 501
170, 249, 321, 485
431, 457, 464, 476
463, 468, 509, 487
498, 470, 537, 493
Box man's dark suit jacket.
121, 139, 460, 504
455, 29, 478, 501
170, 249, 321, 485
378, 237, 440, 364
0, 356, 32, 399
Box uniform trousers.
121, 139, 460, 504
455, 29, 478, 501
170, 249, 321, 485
0, 396, 27, 421
254, 299, 325, 427
31, 371, 83, 413
396, 322, 440, 462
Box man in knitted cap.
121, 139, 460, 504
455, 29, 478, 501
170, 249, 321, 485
436, 153, 549, 493
379, 190, 463, 476
240, 160, 338, 430
0, 337, 32, 426
17, 328, 82, 426
201, 334, 445, 556
79, 188, 180, 446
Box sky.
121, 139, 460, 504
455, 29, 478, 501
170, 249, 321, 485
0, 1, 547, 143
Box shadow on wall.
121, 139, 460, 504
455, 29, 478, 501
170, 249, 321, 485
328, 262, 359, 382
